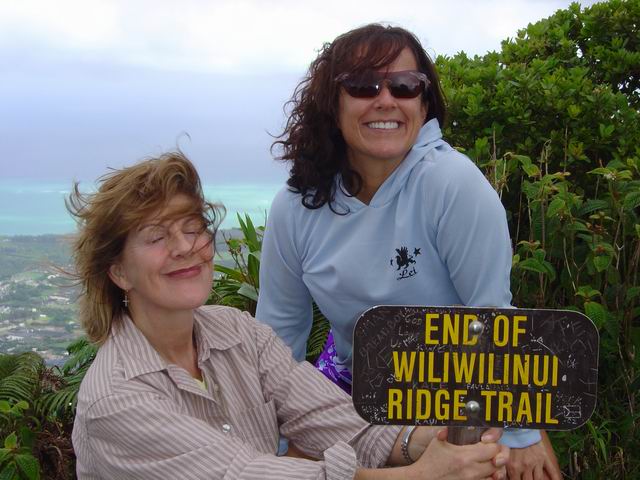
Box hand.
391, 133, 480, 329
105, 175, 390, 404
405, 428, 509, 480
506, 431, 561, 480
407, 426, 504, 462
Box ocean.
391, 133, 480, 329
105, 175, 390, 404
0, 179, 283, 236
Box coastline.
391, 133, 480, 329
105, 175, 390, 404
0, 229, 245, 363
0, 179, 280, 236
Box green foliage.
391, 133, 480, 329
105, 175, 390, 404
437, 1, 640, 477
37, 339, 97, 423
210, 214, 263, 313
210, 214, 331, 363
0, 394, 41, 479
0, 354, 43, 406
0, 340, 95, 479
306, 304, 332, 362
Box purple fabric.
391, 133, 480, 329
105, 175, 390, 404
314, 331, 352, 395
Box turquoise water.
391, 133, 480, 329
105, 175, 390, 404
0, 180, 282, 235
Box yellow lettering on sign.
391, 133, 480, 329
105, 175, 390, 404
503, 353, 510, 384
452, 352, 476, 383
392, 351, 416, 382
480, 391, 497, 421
512, 315, 527, 346
551, 356, 559, 387
533, 355, 549, 386
425, 313, 439, 344
385, 388, 472, 422
388, 389, 403, 420
427, 352, 442, 382
487, 353, 502, 384
516, 392, 533, 423
416, 390, 431, 420
462, 314, 479, 345
545, 393, 558, 424
435, 390, 450, 420
442, 352, 450, 383
497, 392, 514, 422
443, 314, 459, 345
512, 354, 530, 385
493, 315, 509, 346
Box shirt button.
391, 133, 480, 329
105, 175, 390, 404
222, 423, 232, 434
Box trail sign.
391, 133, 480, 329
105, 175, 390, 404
352, 306, 598, 430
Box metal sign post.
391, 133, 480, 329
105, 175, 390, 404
351, 306, 599, 444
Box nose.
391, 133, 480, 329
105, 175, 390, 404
168, 231, 194, 257
373, 82, 396, 109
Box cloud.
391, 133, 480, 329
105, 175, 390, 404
0, 0, 602, 183
0, 0, 600, 73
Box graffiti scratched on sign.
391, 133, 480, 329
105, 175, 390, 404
352, 306, 598, 429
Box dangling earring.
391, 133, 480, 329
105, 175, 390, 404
122, 291, 129, 308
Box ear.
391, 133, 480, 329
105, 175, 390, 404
108, 263, 131, 291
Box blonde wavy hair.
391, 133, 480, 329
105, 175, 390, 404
66, 152, 223, 344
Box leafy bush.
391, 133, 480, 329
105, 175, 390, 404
436, 1, 639, 477
0, 400, 41, 480
210, 214, 263, 314
0, 342, 97, 479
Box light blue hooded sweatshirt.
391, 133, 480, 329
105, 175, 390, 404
257, 119, 540, 448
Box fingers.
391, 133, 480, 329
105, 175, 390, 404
492, 469, 507, 480
541, 431, 562, 480
494, 444, 510, 468
482, 427, 503, 443
533, 464, 544, 480
507, 462, 521, 480
543, 462, 563, 480
493, 449, 508, 480
436, 427, 448, 441
543, 455, 563, 480
471, 457, 502, 479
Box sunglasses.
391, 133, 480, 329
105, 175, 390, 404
335, 70, 429, 99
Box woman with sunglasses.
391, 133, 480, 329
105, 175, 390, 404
256, 24, 562, 480
70, 152, 508, 479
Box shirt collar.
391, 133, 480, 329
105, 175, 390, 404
112, 307, 242, 381
193, 307, 242, 363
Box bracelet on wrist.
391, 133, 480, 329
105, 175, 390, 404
400, 426, 417, 464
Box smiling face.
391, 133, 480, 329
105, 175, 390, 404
108, 194, 214, 318
337, 48, 427, 174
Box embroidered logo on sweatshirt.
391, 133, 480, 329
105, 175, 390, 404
390, 246, 421, 280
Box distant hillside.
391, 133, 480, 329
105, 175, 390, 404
0, 230, 240, 280
0, 235, 73, 280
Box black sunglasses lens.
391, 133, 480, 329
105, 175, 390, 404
340, 72, 426, 98
389, 77, 424, 98
344, 82, 380, 98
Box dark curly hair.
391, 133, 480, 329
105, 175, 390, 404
272, 23, 447, 211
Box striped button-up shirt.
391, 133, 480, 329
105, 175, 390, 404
73, 305, 401, 479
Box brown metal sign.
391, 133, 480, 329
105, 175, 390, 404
352, 306, 599, 430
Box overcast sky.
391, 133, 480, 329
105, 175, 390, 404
1, 0, 600, 185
